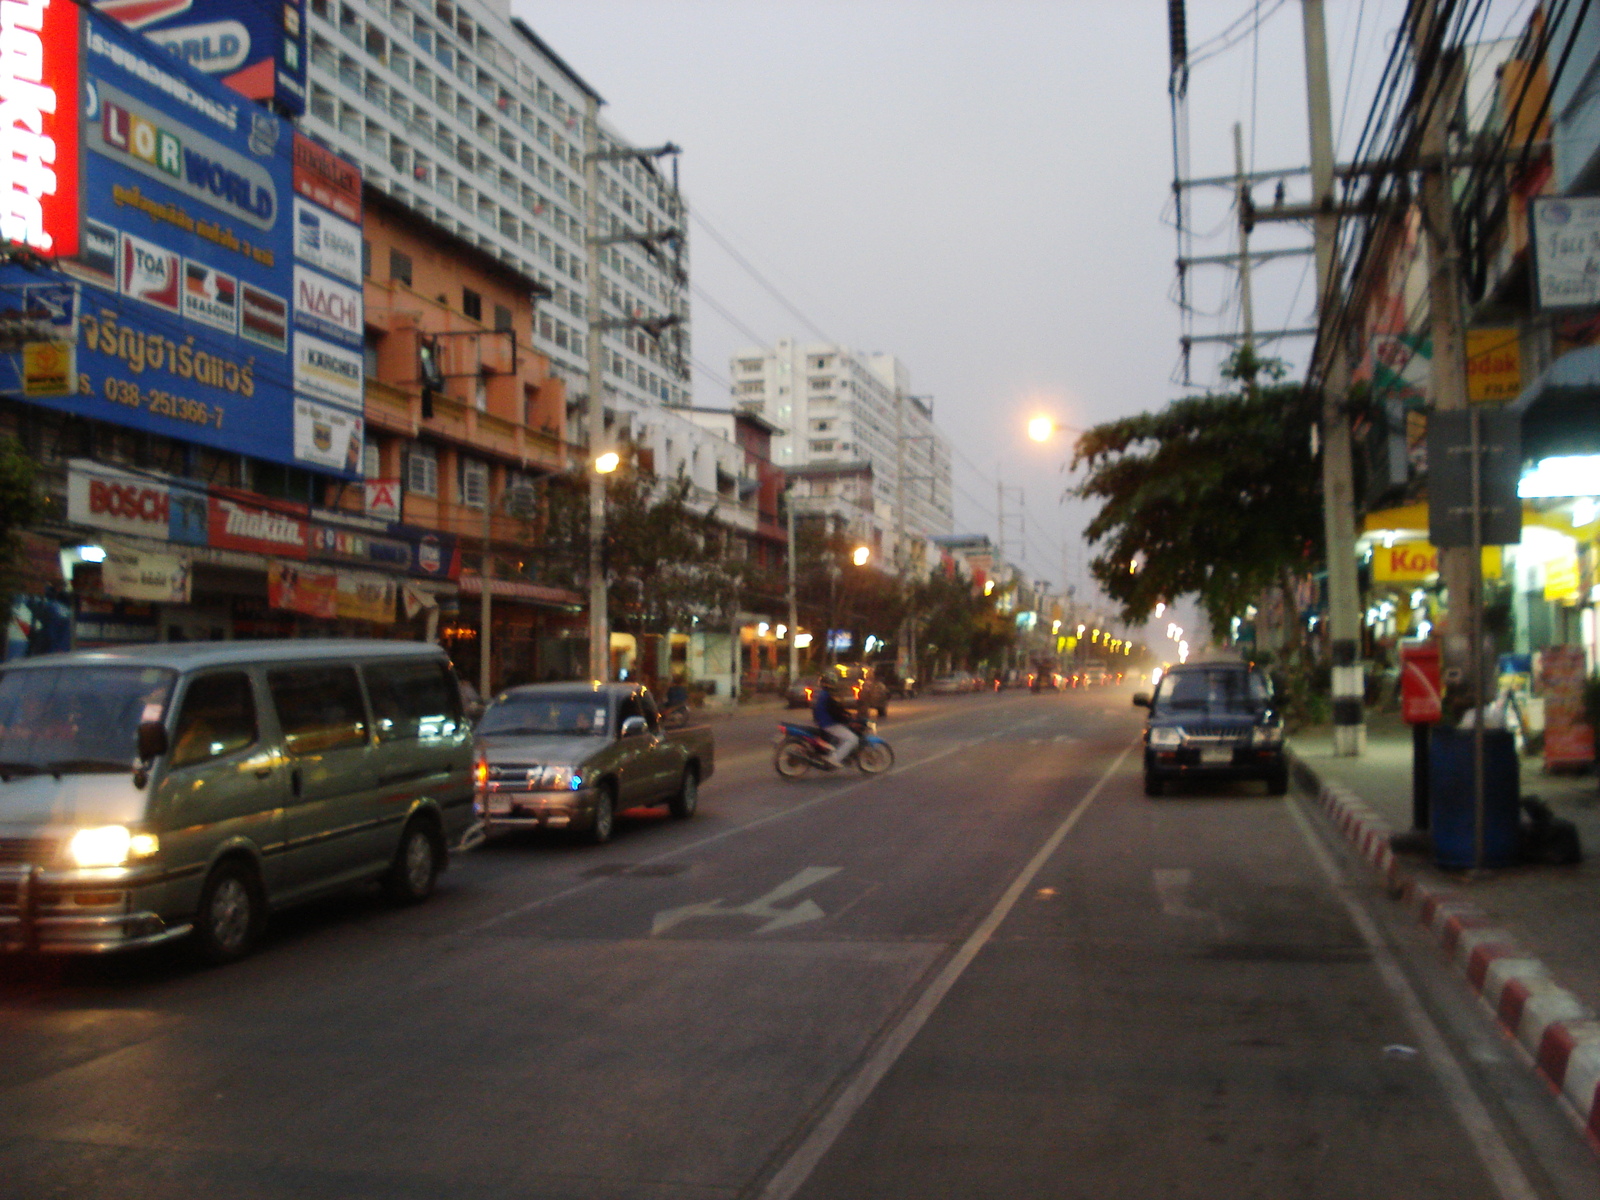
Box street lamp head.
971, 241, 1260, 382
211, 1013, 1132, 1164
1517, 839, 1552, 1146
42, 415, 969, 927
594, 451, 621, 474
852, 546, 871, 567
1027, 415, 1054, 443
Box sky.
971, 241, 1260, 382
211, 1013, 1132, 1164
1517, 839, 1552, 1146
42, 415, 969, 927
514, 0, 1538, 644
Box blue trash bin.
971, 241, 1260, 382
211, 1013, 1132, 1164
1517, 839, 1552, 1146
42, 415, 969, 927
1429, 728, 1520, 869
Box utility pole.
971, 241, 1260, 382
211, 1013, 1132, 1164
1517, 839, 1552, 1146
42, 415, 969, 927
480, 488, 493, 698
1301, 0, 1364, 755
1233, 121, 1255, 347
786, 486, 799, 684
1413, 0, 1477, 709
582, 94, 608, 684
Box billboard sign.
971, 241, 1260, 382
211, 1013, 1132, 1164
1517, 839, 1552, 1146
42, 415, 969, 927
94, 0, 307, 117
1, 0, 83, 256
292, 198, 360, 282
1532, 196, 1600, 311
0, 7, 361, 480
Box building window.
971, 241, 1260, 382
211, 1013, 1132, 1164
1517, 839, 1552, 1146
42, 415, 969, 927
406, 444, 438, 496
462, 288, 482, 320
459, 456, 488, 508
362, 239, 371, 278
493, 303, 512, 332
737, 358, 764, 373
390, 248, 412, 287
363, 440, 382, 479
809, 377, 830, 391
363, 331, 381, 376
810, 440, 835, 453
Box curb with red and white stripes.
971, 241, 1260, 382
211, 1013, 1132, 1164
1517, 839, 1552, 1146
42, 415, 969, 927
1292, 755, 1600, 1144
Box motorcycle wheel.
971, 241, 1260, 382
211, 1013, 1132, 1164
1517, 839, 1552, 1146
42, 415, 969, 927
775, 739, 814, 778
856, 741, 895, 774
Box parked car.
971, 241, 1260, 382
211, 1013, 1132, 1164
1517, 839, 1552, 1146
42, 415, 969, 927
928, 674, 968, 695
786, 677, 819, 709
1134, 658, 1286, 796
0, 640, 476, 962
475, 682, 714, 844
871, 661, 918, 699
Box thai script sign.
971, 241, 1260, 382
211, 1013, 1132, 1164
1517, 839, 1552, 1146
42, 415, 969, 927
103, 541, 191, 601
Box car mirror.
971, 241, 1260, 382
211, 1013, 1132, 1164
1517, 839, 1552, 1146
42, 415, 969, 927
1132, 693, 1152, 709
620, 715, 649, 738
137, 720, 169, 761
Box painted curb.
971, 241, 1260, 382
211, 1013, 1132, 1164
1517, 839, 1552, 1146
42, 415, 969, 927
1289, 751, 1600, 1141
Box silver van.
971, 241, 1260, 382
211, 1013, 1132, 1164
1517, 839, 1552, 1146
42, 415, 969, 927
0, 640, 476, 962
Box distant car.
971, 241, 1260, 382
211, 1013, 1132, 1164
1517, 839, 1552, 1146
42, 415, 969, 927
1134, 660, 1286, 797
786, 678, 817, 709
871, 661, 918, 699
928, 674, 967, 695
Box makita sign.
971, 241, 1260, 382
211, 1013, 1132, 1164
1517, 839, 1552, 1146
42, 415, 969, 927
208, 494, 308, 557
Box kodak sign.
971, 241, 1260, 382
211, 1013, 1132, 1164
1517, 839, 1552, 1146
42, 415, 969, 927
1, 0, 82, 256
1371, 541, 1502, 583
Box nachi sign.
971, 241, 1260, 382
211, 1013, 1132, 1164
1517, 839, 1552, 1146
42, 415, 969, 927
0, 0, 82, 256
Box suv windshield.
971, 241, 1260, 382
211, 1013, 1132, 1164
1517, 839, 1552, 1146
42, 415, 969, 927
1153, 668, 1268, 714
0, 665, 177, 775
477, 695, 609, 737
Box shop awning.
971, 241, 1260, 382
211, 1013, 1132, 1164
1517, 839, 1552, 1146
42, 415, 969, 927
1512, 345, 1600, 461
458, 574, 583, 608
1363, 501, 1587, 538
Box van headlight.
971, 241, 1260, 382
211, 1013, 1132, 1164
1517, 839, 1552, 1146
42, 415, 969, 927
1149, 728, 1184, 749
68, 826, 159, 868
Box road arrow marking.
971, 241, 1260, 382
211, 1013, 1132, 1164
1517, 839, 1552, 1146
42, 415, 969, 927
651, 866, 842, 936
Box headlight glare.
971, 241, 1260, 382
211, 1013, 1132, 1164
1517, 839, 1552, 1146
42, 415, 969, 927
1149, 727, 1184, 749
69, 825, 132, 868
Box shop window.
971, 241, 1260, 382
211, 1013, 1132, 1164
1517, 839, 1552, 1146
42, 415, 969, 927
364, 659, 462, 741
169, 673, 258, 769
268, 666, 369, 756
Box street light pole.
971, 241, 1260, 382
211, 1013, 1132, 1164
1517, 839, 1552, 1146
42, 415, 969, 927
582, 94, 608, 684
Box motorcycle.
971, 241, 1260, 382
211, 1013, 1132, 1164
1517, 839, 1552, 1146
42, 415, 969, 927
773, 720, 895, 777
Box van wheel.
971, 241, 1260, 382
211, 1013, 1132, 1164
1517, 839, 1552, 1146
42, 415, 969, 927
669, 767, 698, 819
194, 859, 263, 965
1143, 773, 1164, 797
1266, 768, 1289, 797
385, 819, 441, 904
588, 783, 617, 845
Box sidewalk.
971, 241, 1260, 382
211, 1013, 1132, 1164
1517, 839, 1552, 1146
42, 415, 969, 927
1291, 713, 1600, 1141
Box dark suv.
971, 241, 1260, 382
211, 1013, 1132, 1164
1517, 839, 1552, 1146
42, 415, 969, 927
1133, 661, 1286, 796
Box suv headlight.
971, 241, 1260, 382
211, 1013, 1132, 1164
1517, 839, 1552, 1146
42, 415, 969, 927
1252, 726, 1284, 746
68, 826, 159, 868
1149, 728, 1184, 749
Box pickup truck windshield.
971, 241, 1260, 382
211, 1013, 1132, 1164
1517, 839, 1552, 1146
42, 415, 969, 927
1154, 669, 1268, 713
0, 666, 177, 775
478, 696, 609, 737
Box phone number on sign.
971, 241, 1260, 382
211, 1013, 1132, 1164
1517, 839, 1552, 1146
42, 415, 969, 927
100, 375, 226, 430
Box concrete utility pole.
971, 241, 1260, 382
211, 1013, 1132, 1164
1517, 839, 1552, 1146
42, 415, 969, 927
1413, 0, 1478, 709
582, 93, 608, 684
786, 487, 799, 684
1233, 122, 1255, 347
1301, 0, 1365, 754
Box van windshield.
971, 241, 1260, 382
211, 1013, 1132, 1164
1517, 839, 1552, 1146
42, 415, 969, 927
0, 666, 177, 776
477, 696, 609, 737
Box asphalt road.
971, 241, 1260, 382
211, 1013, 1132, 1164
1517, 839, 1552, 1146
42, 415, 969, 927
2, 688, 1597, 1199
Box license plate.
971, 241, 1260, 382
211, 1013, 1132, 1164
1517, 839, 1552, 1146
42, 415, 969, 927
488, 796, 514, 815
1200, 747, 1234, 765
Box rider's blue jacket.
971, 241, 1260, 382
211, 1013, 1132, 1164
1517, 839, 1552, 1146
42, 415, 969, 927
813, 687, 849, 727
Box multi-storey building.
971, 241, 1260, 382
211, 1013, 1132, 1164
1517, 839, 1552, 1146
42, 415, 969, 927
301, 0, 691, 429
730, 340, 953, 569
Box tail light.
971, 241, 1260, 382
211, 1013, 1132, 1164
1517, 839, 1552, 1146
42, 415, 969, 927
474, 756, 488, 787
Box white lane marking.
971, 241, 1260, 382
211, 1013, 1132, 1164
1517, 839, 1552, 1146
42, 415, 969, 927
1052, 734, 1079, 744
652, 866, 841, 936
458, 736, 991, 937
1152, 868, 1227, 936
1285, 798, 1539, 1200
756, 741, 1137, 1200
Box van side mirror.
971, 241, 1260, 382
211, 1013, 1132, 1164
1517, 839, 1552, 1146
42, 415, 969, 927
620, 715, 649, 738
137, 720, 169, 760
1132, 693, 1152, 709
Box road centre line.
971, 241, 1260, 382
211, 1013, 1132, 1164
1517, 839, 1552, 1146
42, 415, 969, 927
754, 740, 1137, 1200
456, 732, 1002, 938
1285, 798, 1539, 1200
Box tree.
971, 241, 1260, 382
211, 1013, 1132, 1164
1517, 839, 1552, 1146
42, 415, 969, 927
911, 568, 1015, 670
0, 436, 43, 598
1070, 352, 1323, 640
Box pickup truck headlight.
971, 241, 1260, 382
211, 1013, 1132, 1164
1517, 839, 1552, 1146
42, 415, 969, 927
68, 826, 159, 868
1148, 728, 1184, 749
535, 766, 582, 791
1252, 726, 1284, 746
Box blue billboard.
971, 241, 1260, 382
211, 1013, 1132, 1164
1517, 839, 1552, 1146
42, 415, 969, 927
93, 0, 307, 117
0, 6, 360, 481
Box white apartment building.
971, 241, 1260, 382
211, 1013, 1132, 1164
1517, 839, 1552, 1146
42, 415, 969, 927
730, 340, 953, 567
301, 0, 691, 426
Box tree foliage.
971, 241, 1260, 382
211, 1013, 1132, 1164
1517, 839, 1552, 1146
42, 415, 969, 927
1070, 354, 1323, 638
0, 436, 43, 594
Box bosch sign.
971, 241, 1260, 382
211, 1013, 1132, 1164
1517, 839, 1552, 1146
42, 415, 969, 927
0, 0, 82, 256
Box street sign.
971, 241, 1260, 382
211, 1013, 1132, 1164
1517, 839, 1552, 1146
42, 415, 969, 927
1399, 641, 1442, 725
1426, 410, 1521, 547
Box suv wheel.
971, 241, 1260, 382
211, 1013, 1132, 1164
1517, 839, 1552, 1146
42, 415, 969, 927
1143, 772, 1164, 797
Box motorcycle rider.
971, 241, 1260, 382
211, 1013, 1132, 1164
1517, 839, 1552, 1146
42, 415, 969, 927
811, 673, 859, 770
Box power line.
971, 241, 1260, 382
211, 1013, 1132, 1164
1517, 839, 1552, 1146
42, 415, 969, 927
689, 207, 834, 343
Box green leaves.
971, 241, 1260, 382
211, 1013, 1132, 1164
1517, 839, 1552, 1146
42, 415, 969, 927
1071, 373, 1323, 637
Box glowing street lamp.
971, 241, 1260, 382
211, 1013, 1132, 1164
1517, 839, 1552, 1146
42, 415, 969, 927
594, 451, 620, 474
1027, 415, 1055, 443
852, 545, 871, 567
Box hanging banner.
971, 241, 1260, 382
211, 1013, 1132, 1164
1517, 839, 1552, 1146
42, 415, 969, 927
268, 561, 336, 619
1540, 645, 1595, 770
103, 543, 191, 602
335, 570, 395, 624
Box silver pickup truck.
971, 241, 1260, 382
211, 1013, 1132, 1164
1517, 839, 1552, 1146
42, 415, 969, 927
475, 682, 715, 844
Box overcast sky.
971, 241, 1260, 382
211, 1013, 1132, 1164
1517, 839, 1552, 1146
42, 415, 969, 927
514, 0, 1535, 638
